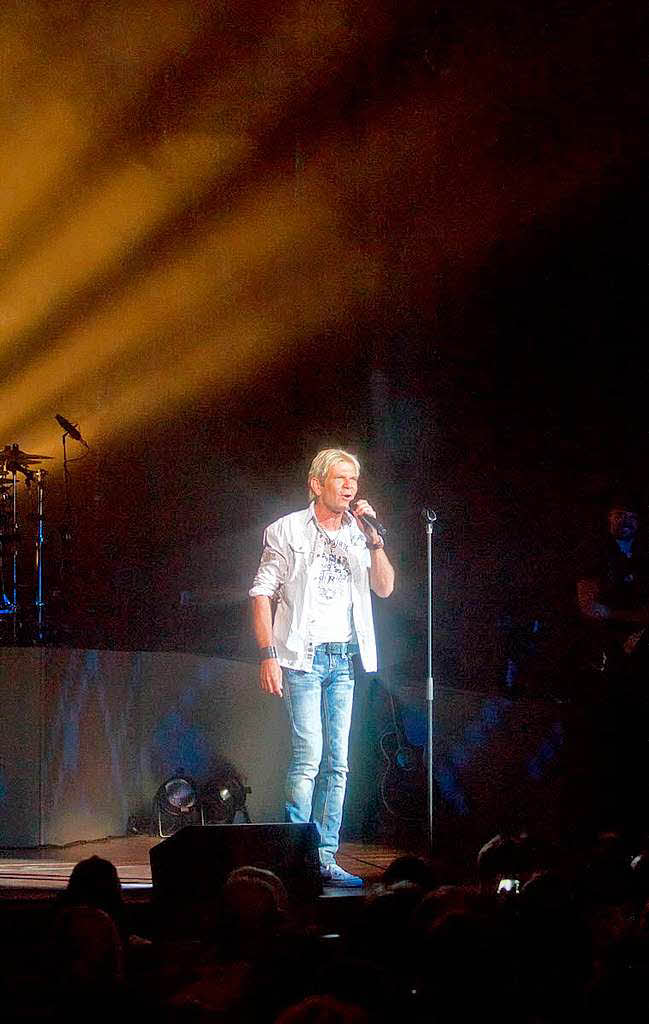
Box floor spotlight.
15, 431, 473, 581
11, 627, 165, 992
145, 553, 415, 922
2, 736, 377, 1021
200, 772, 251, 824
153, 774, 202, 837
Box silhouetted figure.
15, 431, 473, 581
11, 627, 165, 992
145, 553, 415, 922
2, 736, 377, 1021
220, 865, 289, 959
275, 994, 369, 1024
60, 854, 125, 932
164, 865, 293, 1019
576, 491, 649, 841
381, 854, 437, 891
51, 856, 126, 1020
476, 831, 537, 894
518, 869, 591, 1021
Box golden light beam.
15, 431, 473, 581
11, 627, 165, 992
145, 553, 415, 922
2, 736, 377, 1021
3, 2, 621, 468
0, 0, 395, 436
0, 0, 386, 361
0, 173, 339, 442
0, 0, 209, 243
21, 237, 377, 461
10, 31, 613, 464
0, 131, 249, 344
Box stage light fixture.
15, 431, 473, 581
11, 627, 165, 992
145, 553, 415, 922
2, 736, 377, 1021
153, 774, 202, 837
200, 772, 250, 825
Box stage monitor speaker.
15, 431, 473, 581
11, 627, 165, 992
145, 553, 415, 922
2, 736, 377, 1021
149, 822, 322, 914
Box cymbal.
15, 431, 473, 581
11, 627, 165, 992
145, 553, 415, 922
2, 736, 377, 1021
0, 445, 53, 465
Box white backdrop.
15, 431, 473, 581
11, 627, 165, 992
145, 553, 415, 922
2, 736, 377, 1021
0, 647, 568, 850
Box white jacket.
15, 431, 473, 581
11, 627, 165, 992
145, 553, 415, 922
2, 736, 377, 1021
249, 503, 377, 672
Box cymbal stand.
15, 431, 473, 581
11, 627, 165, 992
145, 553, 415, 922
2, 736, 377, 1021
10, 466, 18, 641
7, 455, 34, 643
34, 469, 47, 642
0, 473, 15, 625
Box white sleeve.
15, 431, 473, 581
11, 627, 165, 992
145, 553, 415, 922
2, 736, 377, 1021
248, 522, 289, 598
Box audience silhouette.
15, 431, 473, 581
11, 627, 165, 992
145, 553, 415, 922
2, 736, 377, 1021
8, 832, 649, 1021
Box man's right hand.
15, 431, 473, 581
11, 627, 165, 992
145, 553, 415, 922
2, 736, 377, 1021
259, 658, 283, 696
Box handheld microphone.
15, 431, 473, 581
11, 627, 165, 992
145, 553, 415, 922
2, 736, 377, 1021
350, 501, 387, 538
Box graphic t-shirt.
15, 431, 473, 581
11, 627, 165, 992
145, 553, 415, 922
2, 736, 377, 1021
309, 526, 354, 643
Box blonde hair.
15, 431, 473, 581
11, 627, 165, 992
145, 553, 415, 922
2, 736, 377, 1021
307, 448, 360, 500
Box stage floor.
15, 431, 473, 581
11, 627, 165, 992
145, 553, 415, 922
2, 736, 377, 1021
0, 836, 405, 898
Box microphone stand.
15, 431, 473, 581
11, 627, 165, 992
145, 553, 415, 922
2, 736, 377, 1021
422, 506, 437, 856
58, 429, 76, 639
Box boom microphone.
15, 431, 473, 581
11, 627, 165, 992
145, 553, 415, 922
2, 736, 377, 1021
55, 414, 89, 447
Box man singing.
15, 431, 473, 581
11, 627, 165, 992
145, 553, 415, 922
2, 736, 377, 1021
249, 448, 394, 886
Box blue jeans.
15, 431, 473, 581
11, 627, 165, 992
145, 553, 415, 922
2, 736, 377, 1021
283, 644, 356, 866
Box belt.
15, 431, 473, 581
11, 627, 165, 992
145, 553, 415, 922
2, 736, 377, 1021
315, 642, 358, 655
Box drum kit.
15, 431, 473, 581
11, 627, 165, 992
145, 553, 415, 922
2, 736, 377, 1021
0, 443, 53, 643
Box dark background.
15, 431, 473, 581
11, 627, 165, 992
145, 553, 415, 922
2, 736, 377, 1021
2, 0, 646, 697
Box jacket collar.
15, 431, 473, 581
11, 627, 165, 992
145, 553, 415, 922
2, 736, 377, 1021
306, 500, 354, 530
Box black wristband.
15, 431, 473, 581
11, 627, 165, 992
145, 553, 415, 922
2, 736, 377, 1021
259, 645, 278, 661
